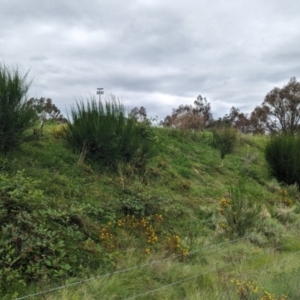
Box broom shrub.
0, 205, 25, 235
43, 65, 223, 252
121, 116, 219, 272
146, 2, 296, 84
0, 64, 37, 152
265, 134, 300, 185
210, 126, 238, 159
65, 96, 157, 170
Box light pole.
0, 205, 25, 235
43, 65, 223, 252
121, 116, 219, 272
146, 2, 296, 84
96, 88, 104, 101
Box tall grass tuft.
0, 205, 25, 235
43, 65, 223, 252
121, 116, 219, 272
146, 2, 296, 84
210, 126, 238, 159
0, 64, 37, 152
219, 177, 262, 238
65, 95, 157, 171
265, 134, 300, 186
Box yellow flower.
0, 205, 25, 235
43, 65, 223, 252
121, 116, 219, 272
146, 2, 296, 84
181, 248, 189, 257
218, 222, 227, 230
154, 214, 164, 223
219, 198, 231, 207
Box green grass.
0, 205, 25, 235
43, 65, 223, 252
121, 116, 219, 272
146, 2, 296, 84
1, 124, 300, 299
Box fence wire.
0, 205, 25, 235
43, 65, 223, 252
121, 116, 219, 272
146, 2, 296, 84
15, 236, 249, 300
183, 249, 300, 299
125, 244, 300, 300
14, 237, 300, 300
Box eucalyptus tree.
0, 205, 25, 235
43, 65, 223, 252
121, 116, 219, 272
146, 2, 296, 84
252, 77, 300, 134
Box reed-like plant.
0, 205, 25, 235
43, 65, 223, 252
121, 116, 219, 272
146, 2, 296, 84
265, 134, 300, 186
0, 64, 37, 152
65, 95, 156, 170
218, 177, 262, 238
210, 126, 238, 159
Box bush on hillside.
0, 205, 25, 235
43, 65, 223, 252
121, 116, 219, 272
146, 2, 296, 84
0, 64, 37, 153
0, 171, 110, 297
265, 134, 300, 186
65, 96, 157, 171
218, 178, 262, 238
210, 126, 238, 159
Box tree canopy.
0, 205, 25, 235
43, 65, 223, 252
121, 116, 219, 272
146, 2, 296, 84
253, 77, 300, 134
161, 95, 213, 130
27, 97, 66, 122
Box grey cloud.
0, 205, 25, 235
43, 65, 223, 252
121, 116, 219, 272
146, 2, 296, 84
1, 0, 300, 122
29, 56, 48, 62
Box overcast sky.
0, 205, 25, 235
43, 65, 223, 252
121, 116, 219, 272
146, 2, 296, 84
1, 0, 300, 121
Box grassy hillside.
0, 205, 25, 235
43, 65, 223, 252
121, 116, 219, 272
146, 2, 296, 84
1, 124, 300, 299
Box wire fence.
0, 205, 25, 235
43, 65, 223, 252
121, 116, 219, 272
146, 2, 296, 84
14, 236, 249, 300
14, 236, 300, 300
125, 244, 300, 300
182, 249, 300, 300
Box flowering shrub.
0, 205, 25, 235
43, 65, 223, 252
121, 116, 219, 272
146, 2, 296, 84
218, 179, 262, 237
277, 189, 292, 207
165, 235, 189, 258
231, 279, 287, 300
0, 171, 110, 297
99, 214, 188, 258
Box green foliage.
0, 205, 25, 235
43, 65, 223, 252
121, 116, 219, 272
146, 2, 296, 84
218, 178, 262, 237
266, 178, 281, 193
65, 96, 157, 171
26, 97, 66, 122
2, 120, 300, 299
285, 183, 299, 199
0, 64, 37, 153
210, 126, 238, 159
265, 134, 300, 185
119, 189, 169, 217
0, 171, 111, 297
257, 77, 300, 135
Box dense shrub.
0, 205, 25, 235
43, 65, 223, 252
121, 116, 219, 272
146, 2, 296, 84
265, 134, 300, 185
65, 96, 157, 170
210, 126, 238, 159
0, 64, 37, 153
0, 171, 110, 297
